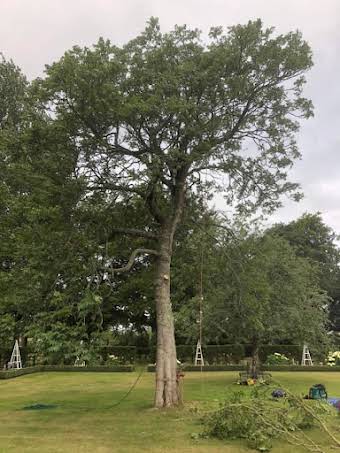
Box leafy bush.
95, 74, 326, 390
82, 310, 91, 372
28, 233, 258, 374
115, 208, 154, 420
103, 346, 136, 364
327, 351, 340, 366
265, 353, 291, 365
258, 345, 301, 363
204, 345, 245, 364
104, 354, 127, 366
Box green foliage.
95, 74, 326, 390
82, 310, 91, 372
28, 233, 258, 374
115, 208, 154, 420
0, 18, 320, 374
0, 314, 15, 350
102, 346, 136, 364
0, 54, 27, 130
26, 320, 114, 365
265, 353, 291, 366
197, 229, 330, 360
269, 213, 340, 330
202, 387, 334, 451
327, 351, 340, 366
259, 345, 302, 363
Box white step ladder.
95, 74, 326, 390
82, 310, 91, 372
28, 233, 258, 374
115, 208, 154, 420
301, 344, 313, 366
8, 340, 22, 369
194, 340, 204, 366
74, 356, 86, 367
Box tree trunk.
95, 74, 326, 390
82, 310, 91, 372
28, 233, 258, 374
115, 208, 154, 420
250, 339, 259, 379
152, 172, 187, 408
154, 229, 179, 408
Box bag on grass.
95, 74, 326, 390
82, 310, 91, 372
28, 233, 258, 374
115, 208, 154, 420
308, 384, 327, 400
272, 388, 286, 398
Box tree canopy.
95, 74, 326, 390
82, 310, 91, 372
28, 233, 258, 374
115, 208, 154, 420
0, 18, 317, 406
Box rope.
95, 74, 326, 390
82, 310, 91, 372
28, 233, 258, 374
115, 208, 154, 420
106, 366, 145, 409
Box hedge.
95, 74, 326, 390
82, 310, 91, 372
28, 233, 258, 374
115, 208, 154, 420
147, 364, 340, 372
0, 366, 43, 379
147, 364, 246, 372
0, 343, 319, 367
141, 344, 303, 365
181, 365, 245, 372
261, 365, 340, 372
203, 345, 246, 364
0, 365, 134, 379
42, 365, 134, 372
258, 345, 302, 362
101, 346, 136, 364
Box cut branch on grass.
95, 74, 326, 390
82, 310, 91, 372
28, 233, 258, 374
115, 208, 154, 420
202, 384, 338, 452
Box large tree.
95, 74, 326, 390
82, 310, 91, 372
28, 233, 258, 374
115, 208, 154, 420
0, 55, 29, 350
0, 54, 27, 131
32, 18, 313, 407
270, 213, 340, 330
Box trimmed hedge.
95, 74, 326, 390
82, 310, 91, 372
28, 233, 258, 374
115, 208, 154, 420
203, 345, 245, 364
0, 366, 44, 379
147, 364, 245, 372
0, 365, 134, 379
183, 365, 245, 372
140, 344, 303, 365
147, 364, 340, 372
261, 365, 340, 372
42, 365, 134, 372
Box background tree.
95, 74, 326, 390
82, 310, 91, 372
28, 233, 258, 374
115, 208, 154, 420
0, 55, 29, 355
269, 213, 340, 331
0, 54, 27, 130
196, 231, 330, 376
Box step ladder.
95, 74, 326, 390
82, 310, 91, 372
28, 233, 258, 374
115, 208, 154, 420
8, 340, 22, 369
74, 356, 86, 367
194, 340, 204, 366
301, 344, 313, 366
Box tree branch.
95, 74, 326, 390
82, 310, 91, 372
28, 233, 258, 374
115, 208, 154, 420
109, 248, 160, 274
108, 227, 158, 240
90, 183, 145, 197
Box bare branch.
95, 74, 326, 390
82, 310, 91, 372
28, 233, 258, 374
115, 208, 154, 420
90, 183, 145, 197
110, 248, 160, 274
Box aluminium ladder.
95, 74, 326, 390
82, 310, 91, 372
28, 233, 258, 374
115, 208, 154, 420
194, 340, 204, 366
8, 340, 22, 369
301, 344, 313, 366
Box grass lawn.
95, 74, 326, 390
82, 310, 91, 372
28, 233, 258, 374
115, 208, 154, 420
1, 370, 340, 452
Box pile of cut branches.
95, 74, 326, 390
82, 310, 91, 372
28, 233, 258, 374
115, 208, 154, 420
201, 386, 340, 452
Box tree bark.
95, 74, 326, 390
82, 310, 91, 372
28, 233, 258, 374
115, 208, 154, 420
154, 227, 179, 408
250, 339, 259, 379
153, 173, 187, 408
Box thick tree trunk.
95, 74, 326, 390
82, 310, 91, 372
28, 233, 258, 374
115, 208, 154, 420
154, 229, 179, 408
152, 172, 187, 408
250, 339, 259, 379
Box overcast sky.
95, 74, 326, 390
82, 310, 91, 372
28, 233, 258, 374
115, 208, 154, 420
1, 0, 339, 234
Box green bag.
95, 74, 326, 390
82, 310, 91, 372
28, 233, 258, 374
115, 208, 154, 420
308, 384, 327, 400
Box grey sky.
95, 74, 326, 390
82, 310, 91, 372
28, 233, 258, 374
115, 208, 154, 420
1, 0, 339, 234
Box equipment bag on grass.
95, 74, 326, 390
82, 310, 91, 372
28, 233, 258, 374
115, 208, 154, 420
308, 384, 327, 400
